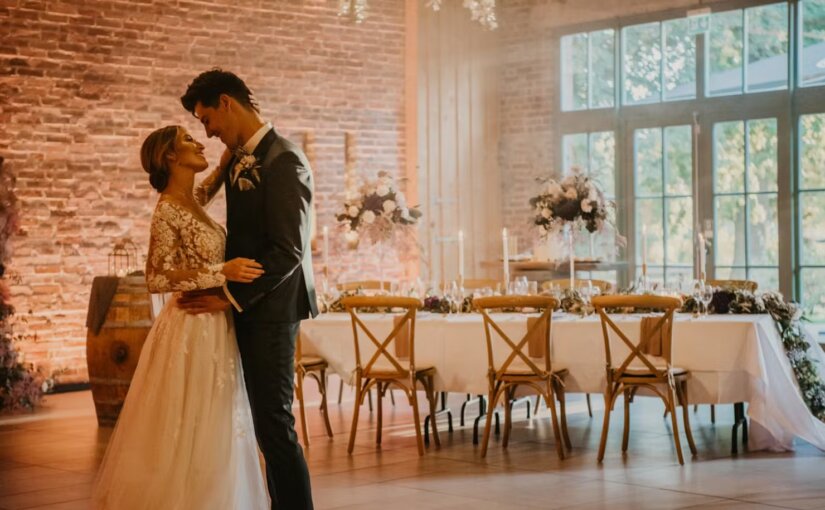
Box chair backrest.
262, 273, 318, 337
337, 280, 392, 292
591, 295, 681, 380
541, 278, 613, 293
473, 295, 559, 379
462, 278, 500, 291
341, 296, 422, 377
707, 279, 758, 292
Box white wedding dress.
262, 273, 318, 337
91, 196, 269, 510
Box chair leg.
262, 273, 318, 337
376, 382, 383, 445
544, 387, 565, 460
586, 393, 593, 418
347, 376, 365, 454
389, 387, 395, 406
679, 381, 698, 456
480, 388, 499, 458
621, 388, 631, 453
427, 376, 441, 448
534, 395, 541, 415
296, 370, 310, 447
502, 387, 513, 449
317, 370, 334, 438
409, 385, 425, 456
555, 381, 572, 450
710, 404, 716, 424
368, 388, 373, 412
338, 379, 344, 404
597, 389, 618, 462
667, 385, 685, 465
460, 394, 471, 426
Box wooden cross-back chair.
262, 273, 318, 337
541, 278, 614, 293
461, 278, 500, 291
591, 295, 697, 465
706, 279, 758, 293
295, 329, 333, 447
342, 296, 439, 456
337, 280, 392, 292
473, 295, 570, 459
537, 278, 614, 419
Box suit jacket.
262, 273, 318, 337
224, 128, 319, 323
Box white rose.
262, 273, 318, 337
395, 192, 407, 208
581, 199, 593, 213
546, 181, 562, 197
345, 230, 359, 243
362, 210, 376, 224
376, 184, 390, 197
383, 199, 396, 213
541, 208, 551, 218
564, 187, 578, 200
348, 206, 359, 217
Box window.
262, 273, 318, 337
561, 29, 615, 111
562, 131, 617, 262
634, 126, 694, 285
799, 114, 825, 319
801, 0, 825, 86
713, 119, 779, 290
707, 4, 789, 96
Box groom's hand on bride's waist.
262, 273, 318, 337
177, 287, 231, 314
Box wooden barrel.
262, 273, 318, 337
86, 276, 153, 427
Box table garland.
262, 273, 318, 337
321, 286, 825, 422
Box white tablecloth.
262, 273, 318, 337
300, 312, 825, 452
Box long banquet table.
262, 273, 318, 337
300, 312, 825, 452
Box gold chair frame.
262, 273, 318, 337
342, 296, 439, 456
474, 295, 570, 459
592, 295, 697, 465
295, 330, 334, 447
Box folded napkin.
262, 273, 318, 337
639, 315, 671, 359
527, 316, 548, 358
85, 276, 120, 335
392, 314, 411, 358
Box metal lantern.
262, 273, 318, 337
107, 238, 140, 277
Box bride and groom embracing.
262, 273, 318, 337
91, 69, 319, 509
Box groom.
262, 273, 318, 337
178, 69, 318, 510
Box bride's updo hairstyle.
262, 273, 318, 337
140, 125, 180, 192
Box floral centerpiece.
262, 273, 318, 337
529, 167, 613, 236
529, 168, 617, 287
337, 170, 422, 248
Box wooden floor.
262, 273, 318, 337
1, 385, 824, 509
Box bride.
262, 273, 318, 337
91, 125, 269, 509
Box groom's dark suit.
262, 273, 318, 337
224, 127, 318, 510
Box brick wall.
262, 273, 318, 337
497, 0, 730, 246
0, 0, 408, 383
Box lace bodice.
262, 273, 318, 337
146, 197, 226, 293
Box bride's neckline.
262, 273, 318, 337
159, 193, 223, 233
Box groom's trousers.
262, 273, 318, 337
236, 319, 314, 510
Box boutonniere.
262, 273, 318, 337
233, 153, 261, 190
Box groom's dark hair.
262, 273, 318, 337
181, 69, 260, 114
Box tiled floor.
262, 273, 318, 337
1, 384, 824, 509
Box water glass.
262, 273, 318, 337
528, 281, 538, 295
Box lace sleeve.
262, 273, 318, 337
194, 163, 226, 207
145, 202, 226, 293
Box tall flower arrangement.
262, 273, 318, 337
337, 171, 422, 247
529, 168, 613, 236
0, 157, 48, 413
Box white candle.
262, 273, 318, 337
458, 230, 465, 283
502, 228, 510, 290
641, 225, 648, 277
698, 232, 706, 280
323, 226, 329, 275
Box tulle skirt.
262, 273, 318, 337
91, 299, 269, 510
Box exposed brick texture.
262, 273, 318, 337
0, 0, 407, 383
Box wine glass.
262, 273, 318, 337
701, 283, 714, 317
